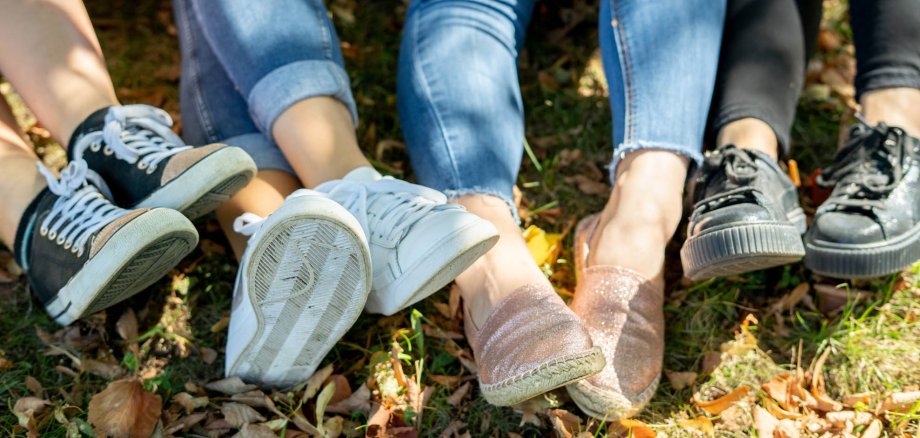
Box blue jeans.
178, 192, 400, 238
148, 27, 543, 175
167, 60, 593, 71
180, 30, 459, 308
172, 0, 358, 175
398, 0, 726, 217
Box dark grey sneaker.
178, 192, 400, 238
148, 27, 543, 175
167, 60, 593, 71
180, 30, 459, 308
805, 123, 920, 278
68, 105, 256, 219
681, 144, 806, 281
14, 160, 198, 325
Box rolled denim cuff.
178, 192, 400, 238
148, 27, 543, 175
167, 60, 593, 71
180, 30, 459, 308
247, 60, 358, 136
609, 141, 704, 186
222, 132, 295, 175
443, 187, 520, 224
855, 66, 920, 101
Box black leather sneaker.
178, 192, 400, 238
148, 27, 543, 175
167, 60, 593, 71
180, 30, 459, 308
68, 105, 256, 219
15, 160, 198, 325
681, 144, 806, 280
805, 123, 920, 278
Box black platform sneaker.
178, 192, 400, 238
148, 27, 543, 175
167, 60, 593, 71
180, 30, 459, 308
805, 123, 920, 278
681, 144, 806, 281
69, 105, 256, 219
15, 160, 198, 325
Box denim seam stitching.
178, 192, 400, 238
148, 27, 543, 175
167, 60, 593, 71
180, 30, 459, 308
411, 5, 463, 190
312, 0, 335, 61
183, 2, 220, 144
611, 0, 636, 147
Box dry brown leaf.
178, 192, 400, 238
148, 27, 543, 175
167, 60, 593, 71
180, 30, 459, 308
767, 283, 810, 316
433, 302, 453, 319
882, 391, 920, 411
163, 412, 206, 435
365, 403, 392, 438
429, 375, 461, 388
0, 355, 13, 369
446, 382, 471, 407
24, 376, 43, 397
211, 315, 231, 333
200, 347, 218, 365
617, 419, 656, 438
205, 376, 258, 395
13, 397, 50, 437
564, 174, 609, 196
325, 374, 352, 405
81, 358, 125, 380
88, 379, 162, 438
327, 383, 371, 415
449, 284, 461, 320
693, 385, 751, 415
548, 409, 581, 438
302, 364, 335, 401
843, 392, 874, 408
861, 419, 882, 438
763, 374, 797, 411
775, 419, 800, 438
230, 390, 270, 408
222, 402, 266, 428
236, 423, 279, 438
116, 308, 138, 341
323, 416, 345, 438
701, 351, 722, 374
678, 416, 714, 435
171, 392, 209, 413
764, 398, 803, 420
826, 410, 873, 427
665, 370, 698, 390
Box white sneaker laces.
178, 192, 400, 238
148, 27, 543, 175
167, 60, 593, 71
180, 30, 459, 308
36, 160, 128, 257
72, 105, 191, 173
316, 177, 448, 242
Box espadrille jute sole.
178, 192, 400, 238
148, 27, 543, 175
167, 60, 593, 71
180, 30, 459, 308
566, 374, 660, 421
681, 220, 805, 281
804, 220, 920, 279
479, 347, 605, 407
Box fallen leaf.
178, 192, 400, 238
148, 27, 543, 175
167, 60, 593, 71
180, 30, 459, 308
842, 392, 873, 408
523, 225, 564, 266
861, 419, 882, 438
172, 392, 209, 413
447, 382, 471, 407
701, 351, 722, 374
678, 416, 714, 435
693, 385, 751, 415
766, 283, 810, 316
200, 347, 218, 365
211, 315, 231, 333
81, 358, 125, 380
763, 374, 797, 411
449, 284, 461, 320
236, 423, 278, 438
664, 370, 698, 390
365, 403, 391, 438
327, 383, 371, 415
230, 390, 270, 409
325, 375, 352, 404
222, 402, 266, 428
564, 174, 609, 196
315, 382, 336, 436
88, 379, 162, 438
205, 376, 258, 395
882, 391, 920, 411
617, 419, 656, 438
13, 397, 50, 437
24, 376, 43, 397
301, 364, 334, 401
429, 375, 461, 388
163, 412, 206, 435
825, 410, 873, 427
116, 309, 138, 341
548, 409, 581, 438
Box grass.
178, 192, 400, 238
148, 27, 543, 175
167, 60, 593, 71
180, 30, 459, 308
1, 0, 918, 436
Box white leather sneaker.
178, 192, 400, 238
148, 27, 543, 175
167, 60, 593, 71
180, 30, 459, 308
225, 190, 371, 387
316, 167, 499, 315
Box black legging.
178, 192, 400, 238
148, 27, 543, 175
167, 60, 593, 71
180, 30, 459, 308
708, 0, 920, 154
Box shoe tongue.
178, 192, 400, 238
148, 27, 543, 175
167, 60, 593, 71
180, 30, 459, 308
342, 166, 383, 183
66, 106, 113, 159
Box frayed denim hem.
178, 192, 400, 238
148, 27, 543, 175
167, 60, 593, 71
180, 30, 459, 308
442, 187, 520, 224
248, 60, 359, 137
608, 141, 704, 186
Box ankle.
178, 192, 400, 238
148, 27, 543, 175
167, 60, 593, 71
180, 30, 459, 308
717, 118, 780, 159
861, 88, 920, 138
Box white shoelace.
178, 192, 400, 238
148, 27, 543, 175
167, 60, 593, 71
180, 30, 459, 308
315, 177, 447, 243
36, 160, 128, 257
72, 105, 191, 173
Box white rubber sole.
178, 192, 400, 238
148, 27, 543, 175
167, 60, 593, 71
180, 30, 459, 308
227, 196, 372, 387
365, 220, 499, 315
45, 208, 198, 326
136, 146, 256, 220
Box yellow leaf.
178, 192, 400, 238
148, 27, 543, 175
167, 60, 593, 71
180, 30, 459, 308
617, 419, 656, 438
678, 416, 714, 435
523, 225, 563, 266
693, 385, 751, 415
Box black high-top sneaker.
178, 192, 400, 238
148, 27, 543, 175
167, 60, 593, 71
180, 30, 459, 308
15, 160, 198, 325
68, 105, 256, 219
681, 144, 806, 280
805, 123, 920, 278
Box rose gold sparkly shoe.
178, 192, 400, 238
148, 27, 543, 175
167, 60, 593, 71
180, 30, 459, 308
464, 283, 605, 406
565, 215, 665, 420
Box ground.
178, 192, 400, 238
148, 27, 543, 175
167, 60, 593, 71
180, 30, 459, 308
1, 1, 918, 437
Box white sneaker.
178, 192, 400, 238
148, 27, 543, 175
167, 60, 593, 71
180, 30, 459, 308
316, 167, 499, 315
225, 190, 371, 387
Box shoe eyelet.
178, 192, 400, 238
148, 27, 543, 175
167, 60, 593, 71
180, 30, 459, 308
146, 167, 155, 175
91, 143, 101, 152
48, 230, 57, 240
39, 226, 48, 236
137, 161, 148, 170
56, 235, 66, 245
103, 146, 114, 156
63, 241, 72, 250
76, 248, 84, 257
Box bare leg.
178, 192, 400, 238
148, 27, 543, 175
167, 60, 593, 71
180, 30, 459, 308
0, 98, 46, 246
860, 88, 920, 139
453, 195, 550, 326
0, 0, 119, 145
215, 170, 300, 260
588, 150, 689, 283
717, 117, 780, 158
271, 97, 372, 188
